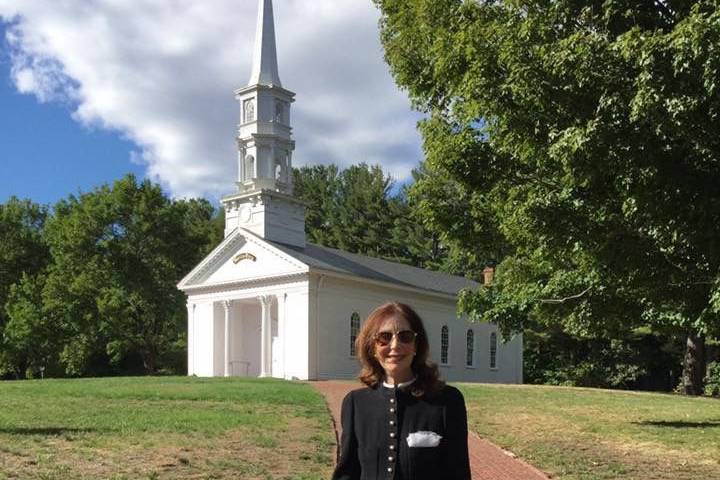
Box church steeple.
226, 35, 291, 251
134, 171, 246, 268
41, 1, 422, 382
249, 0, 282, 87
221, 0, 306, 247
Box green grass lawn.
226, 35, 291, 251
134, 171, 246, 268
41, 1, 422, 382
458, 383, 720, 480
3, 377, 718, 480
0, 376, 334, 480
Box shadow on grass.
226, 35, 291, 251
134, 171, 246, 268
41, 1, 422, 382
0, 427, 98, 435
634, 420, 720, 428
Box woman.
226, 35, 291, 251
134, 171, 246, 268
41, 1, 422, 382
332, 302, 471, 480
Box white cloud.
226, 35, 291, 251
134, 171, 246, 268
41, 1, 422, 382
0, 0, 424, 199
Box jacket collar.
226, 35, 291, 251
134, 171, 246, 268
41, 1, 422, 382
382, 376, 417, 389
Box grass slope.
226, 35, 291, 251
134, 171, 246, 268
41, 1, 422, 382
458, 383, 720, 480
0, 377, 334, 480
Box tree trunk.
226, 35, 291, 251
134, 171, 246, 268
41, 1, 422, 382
142, 346, 158, 375
682, 333, 706, 395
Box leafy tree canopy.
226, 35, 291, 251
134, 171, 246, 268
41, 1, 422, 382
374, 0, 720, 393
4, 175, 219, 377
0, 198, 50, 377
293, 163, 445, 268
0, 198, 48, 328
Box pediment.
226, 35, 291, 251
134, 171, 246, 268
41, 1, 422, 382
177, 228, 308, 289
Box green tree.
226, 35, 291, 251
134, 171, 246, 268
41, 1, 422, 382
41, 175, 217, 375
293, 163, 443, 266
375, 0, 720, 394
293, 164, 342, 246
333, 163, 396, 257
0, 198, 49, 328
2, 273, 63, 378
0, 198, 50, 377
390, 171, 448, 270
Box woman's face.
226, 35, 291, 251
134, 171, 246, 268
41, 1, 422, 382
374, 315, 416, 381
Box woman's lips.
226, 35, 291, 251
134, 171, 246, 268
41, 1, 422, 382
385, 355, 406, 363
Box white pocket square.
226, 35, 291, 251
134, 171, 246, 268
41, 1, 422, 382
406, 431, 442, 447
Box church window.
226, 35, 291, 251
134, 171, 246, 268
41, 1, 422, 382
243, 98, 255, 123
490, 331, 498, 369
244, 155, 255, 180
466, 329, 474, 367
350, 312, 360, 357
275, 157, 286, 183
440, 325, 449, 365
275, 101, 284, 123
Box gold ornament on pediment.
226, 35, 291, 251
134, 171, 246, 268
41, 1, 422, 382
233, 252, 257, 264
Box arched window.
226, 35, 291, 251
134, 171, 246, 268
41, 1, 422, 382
275, 100, 284, 123
489, 331, 498, 369
244, 155, 255, 181
466, 329, 474, 367
440, 325, 449, 365
350, 312, 360, 357
243, 98, 255, 123
275, 156, 288, 184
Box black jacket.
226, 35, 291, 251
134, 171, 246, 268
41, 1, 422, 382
331, 384, 471, 480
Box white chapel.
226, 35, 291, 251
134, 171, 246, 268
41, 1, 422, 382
177, 0, 523, 383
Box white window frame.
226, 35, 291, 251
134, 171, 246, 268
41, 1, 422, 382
489, 331, 498, 370
440, 325, 450, 366
349, 312, 360, 358
243, 98, 256, 123
466, 329, 475, 368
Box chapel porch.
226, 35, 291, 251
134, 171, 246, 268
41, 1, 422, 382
187, 295, 287, 378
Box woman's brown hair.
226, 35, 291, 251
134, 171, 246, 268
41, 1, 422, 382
356, 302, 444, 397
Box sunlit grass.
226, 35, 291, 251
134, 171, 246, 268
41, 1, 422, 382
458, 383, 720, 480
0, 377, 334, 480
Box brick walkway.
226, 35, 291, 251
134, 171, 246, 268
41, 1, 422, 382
311, 380, 550, 480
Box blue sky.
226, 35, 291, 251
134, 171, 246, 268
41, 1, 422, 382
0, 22, 142, 206
0, 1, 423, 206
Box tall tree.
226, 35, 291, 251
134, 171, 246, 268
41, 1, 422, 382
39, 175, 217, 375
333, 163, 396, 257
293, 164, 342, 247
374, 0, 720, 394
0, 198, 48, 327
2, 273, 63, 378
293, 163, 444, 266
0, 198, 50, 377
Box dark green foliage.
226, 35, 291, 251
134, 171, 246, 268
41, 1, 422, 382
705, 361, 720, 396
375, 0, 720, 393
42, 175, 216, 375
293, 163, 443, 267
2, 274, 60, 378
0, 175, 220, 378
0, 198, 48, 329
292, 164, 342, 247
524, 327, 683, 390
0, 198, 50, 378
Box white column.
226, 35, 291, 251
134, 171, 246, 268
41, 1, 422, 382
259, 295, 272, 377
277, 293, 286, 379
223, 300, 233, 377
187, 302, 195, 376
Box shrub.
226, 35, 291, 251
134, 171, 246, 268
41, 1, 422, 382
704, 362, 720, 397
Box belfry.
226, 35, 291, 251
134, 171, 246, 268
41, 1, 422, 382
221, 0, 305, 246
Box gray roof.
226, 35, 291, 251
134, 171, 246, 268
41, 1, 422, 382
267, 240, 479, 297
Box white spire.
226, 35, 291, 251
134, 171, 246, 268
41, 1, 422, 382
248, 0, 282, 87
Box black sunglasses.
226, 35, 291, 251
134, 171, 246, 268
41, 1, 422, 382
374, 330, 417, 346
